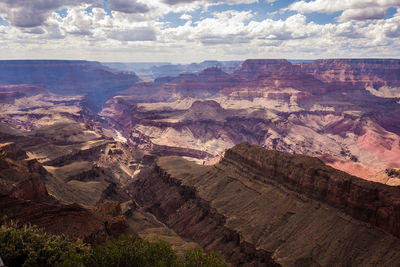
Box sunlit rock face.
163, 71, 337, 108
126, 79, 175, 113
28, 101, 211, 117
101, 59, 400, 184
1, 59, 400, 264
1, 58, 400, 184
300, 58, 400, 86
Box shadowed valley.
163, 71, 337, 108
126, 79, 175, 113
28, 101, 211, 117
0, 59, 400, 266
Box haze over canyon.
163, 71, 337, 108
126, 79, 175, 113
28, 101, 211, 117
0, 58, 400, 266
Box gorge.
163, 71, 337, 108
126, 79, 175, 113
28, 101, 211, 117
0, 58, 400, 266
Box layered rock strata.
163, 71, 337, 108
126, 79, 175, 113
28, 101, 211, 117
131, 143, 400, 266
0, 143, 129, 242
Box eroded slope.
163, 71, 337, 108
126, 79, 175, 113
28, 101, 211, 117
131, 143, 400, 266
0, 142, 128, 243
102, 59, 400, 184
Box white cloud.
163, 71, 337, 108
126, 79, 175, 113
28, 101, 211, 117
22, 27, 46, 35
0, 0, 93, 27
180, 13, 192, 20
163, 10, 254, 44
108, 0, 150, 14
289, 0, 400, 21
249, 14, 319, 40
108, 27, 157, 41
162, 0, 202, 5
338, 8, 387, 21
0, 1, 400, 62
61, 6, 94, 35
225, 0, 259, 4
289, 0, 400, 14
168, 11, 317, 43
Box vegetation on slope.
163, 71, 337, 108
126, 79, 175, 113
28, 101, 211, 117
0, 220, 226, 267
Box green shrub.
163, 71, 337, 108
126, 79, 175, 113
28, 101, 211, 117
0, 221, 227, 267
183, 248, 227, 267
0, 221, 90, 267
86, 236, 178, 267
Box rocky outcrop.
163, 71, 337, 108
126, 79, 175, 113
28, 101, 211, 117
100, 58, 400, 183
0, 194, 129, 243
131, 167, 279, 267
0, 84, 47, 96
224, 142, 400, 238
0, 91, 25, 103
120, 65, 241, 101
300, 58, 400, 89
233, 59, 303, 80
130, 143, 400, 266
0, 121, 137, 208
0, 143, 129, 243
151, 144, 213, 159
0, 143, 48, 201
0, 142, 28, 160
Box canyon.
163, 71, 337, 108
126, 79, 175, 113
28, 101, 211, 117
103, 60, 242, 81
132, 143, 400, 266
0, 59, 400, 266
101, 59, 400, 185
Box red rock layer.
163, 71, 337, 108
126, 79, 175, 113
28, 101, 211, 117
130, 143, 400, 265
223, 143, 400, 238
300, 58, 400, 87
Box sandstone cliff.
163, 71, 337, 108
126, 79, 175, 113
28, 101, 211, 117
100, 58, 400, 184
131, 143, 400, 266
0, 142, 129, 243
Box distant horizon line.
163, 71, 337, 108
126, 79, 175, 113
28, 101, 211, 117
0, 57, 399, 64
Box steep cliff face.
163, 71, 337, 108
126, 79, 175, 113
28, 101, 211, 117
131, 166, 279, 267
100, 58, 400, 183
104, 95, 400, 183
0, 84, 47, 104
0, 195, 129, 243
0, 142, 48, 201
233, 59, 303, 80
0, 116, 140, 207
223, 143, 400, 238
300, 58, 400, 88
130, 143, 400, 266
120, 66, 237, 101
0, 143, 129, 242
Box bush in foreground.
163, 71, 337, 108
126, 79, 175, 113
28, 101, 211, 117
0, 221, 227, 267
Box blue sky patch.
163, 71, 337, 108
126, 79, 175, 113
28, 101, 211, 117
55, 8, 68, 18
0, 17, 9, 26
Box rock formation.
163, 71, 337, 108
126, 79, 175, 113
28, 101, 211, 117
100, 58, 400, 183
1, 58, 400, 264
0, 143, 128, 243
131, 143, 400, 266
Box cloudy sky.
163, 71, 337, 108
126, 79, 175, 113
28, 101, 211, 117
0, 0, 400, 62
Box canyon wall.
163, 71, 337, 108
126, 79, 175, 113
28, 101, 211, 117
100, 58, 400, 184
132, 166, 279, 266
222, 142, 400, 238
131, 143, 400, 266
0, 142, 129, 243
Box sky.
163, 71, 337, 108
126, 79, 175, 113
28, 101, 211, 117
0, 0, 400, 63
